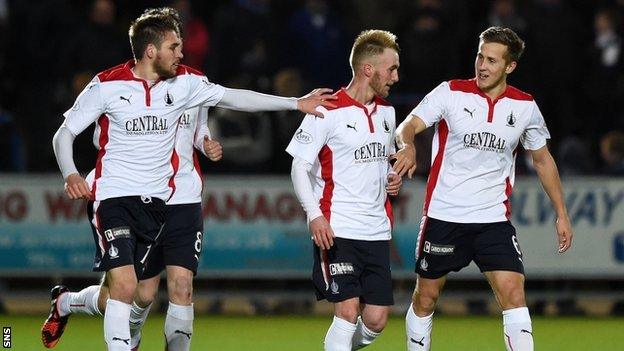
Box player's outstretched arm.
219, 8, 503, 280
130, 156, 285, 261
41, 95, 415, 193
393, 114, 428, 178
216, 88, 337, 118
531, 145, 573, 253
52, 125, 91, 200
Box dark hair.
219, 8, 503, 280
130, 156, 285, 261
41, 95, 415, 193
128, 7, 181, 60
479, 26, 525, 63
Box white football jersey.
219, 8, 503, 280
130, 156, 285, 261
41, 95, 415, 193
166, 106, 210, 205
86, 106, 210, 205
412, 79, 550, 223
286, 88, 396, 241
64, 60, 225, 201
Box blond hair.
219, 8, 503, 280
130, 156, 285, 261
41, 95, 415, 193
349, 30, 399, 73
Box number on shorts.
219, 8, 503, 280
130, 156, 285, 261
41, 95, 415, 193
194, 231, 203, 254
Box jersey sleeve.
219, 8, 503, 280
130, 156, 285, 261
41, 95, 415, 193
63, 77, 105, 135
520, 101, 551, 150
285, 109, 334, 164
409, 81, 451, 127
186, 74, 226, 108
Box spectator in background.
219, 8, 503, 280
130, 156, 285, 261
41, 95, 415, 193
526, 0, 584, 141
399, 0, 460, 93
585, 8, 624, 137
287, 0, 349, 90
0, 108, 26, 172
171, 0, 210, 70
487, 0, 528, 35
271, 67, 306, 172
65, 0, 127, 86
600, 131, 624, 175
210, 0, 275, 91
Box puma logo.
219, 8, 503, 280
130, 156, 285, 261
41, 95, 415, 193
410, 337, 425, 346
463, 107, 475, 118
521, 329, 533, 336
347, 122, 357, 132
112, 337, 130, 345
174, 330, 192, 339
120, 95, 132, 104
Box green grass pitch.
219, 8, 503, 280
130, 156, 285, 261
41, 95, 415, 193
3, 314, 623, 350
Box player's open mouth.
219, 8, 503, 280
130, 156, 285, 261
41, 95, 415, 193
478, 73, 488, 80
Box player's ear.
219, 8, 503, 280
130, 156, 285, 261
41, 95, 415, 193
363, 63, 374, 78
505, 61, 517, 74
145, 44, 156, 59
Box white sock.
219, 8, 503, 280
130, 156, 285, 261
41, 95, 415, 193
164, 302, 194, 351
351, 316, 380, 350
406, 303, 433, 351
324, 316, 357, 351
58, 285, 102, 317
104, 299, 132, 351
503, 307, 533, 351
129, 302, 151, 349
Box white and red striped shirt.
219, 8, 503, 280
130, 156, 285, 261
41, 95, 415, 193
64, 60, 225, 201
286, 88, 395, 241
412, 79, 550, 223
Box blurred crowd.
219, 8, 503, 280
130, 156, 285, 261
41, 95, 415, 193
0, 0, 623, 177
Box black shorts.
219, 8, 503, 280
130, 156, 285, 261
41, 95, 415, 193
142, 203, 204, 279
415, 217, 524, 279
88, 196, 166, 277
312, 237, 393, 306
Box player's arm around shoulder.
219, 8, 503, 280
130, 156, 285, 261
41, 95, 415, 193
530, 145, 573, 253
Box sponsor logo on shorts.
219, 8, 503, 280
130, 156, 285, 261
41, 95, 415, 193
108, 244, 119, 259
329, 262, 354, 276
104, 227, 131, 241
420, 258, 428, 271
330, 280, 339, 294
423, 241, 455, 255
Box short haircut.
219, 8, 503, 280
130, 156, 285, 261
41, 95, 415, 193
349, 30, 400, 72
128, 7, 181, 60
479, 26, 525, 63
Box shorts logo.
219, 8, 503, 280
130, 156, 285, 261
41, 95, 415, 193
329, 262, 354, 276
108, 244, 119, 259
104, 227, 131, 242
420, 258, 428, 271
423, 241, 455, 255
330, 280, 339, 294
295, 129, 313, 144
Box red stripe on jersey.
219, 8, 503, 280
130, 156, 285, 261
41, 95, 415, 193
385, 196, 394, 228
423, 120, 449, 214
503, 176, 513, 219
92, 115, 110, 199
167, 150, 180, 202
319, 145, 334, 220
193, 149, 203, 189
449, 79, 533, 123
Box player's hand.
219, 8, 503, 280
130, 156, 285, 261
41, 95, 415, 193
297, 88, 337, 118
203, 136, 222, 162
309, 215, 335, 250
386, 172, 402, 196
64, 173, 92, 200
392, 144, 417, 179
556, 214, 573, 253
